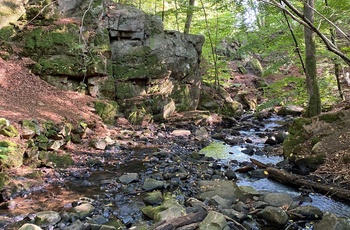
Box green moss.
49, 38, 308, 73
127, 106, 149, 125
0, 125, 18, 137
22, 26, 80, 56
171, 85, 191, 112
94, 101, 119, 124
0, 26, 15, 41
0, 140, 17, 148
39, 151, 74, 168
141, 205, 168, 220
220, 101, 242, 117
318, 112, 342, 123
21, 120, 41, 135
0, 141, 24, 169
0, 173, 9, 190
283, 118, 312, 158
0, 118, 8, 128
311, 136, 320, 146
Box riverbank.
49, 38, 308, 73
1, 111, 350, 230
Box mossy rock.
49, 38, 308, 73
142, 197, 185, 222
283, 118, 312, 158
318, 112, 343, 123
170, 85, 192, 112
0, 172, 9, 190
20, 26, 80, 57
247, 58, 263, 77
20, 24, 111, 78
0, 140, 24, 169
0, 125, 18, 137
293, 154, 326, 175
94, 101, 119, 124
21, 119, 41, 136
38, 151, 74, 168
0, 118, 8, 128
220, 101, 243, 117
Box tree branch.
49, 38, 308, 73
259, 0, 350, 65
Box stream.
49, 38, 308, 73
1, 115, 350, 229
200, 116, 350, 218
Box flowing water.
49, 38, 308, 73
200, 116, 350, 218
1, 115, 350, 229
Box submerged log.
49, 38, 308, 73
250, 158, 350, 202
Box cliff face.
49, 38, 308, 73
0, 0, 205, 122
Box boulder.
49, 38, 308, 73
19, 223, 43, 230
314, 212, 350, 230
143, 190, 164, 205
258, 206, 289, 226
142, 178, 165, 191
263, 193, 293, 207
199, 211, 228, 230
197, 180, 245, 201
142, 197, 185, 222
119, 173, 140, 184
74, 203, 95, 218
34, 211, 61, 228
292, 205, 323, 220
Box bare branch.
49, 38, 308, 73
305, 2, 350, 43
259, 0, 350, 65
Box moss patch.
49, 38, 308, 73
0, 140, 24, 169
39, 151, 74, 168
283, 118, 312, 158
94, 101, 119, 124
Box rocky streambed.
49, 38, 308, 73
1, 113, 350, 230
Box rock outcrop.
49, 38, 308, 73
1, 1, 205, 121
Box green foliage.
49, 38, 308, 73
128, 106, 148, 125
259, 76, 307, 109
94, 101, 119, 124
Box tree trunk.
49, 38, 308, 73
304, 0, 321, 117
184, 0, 195, 34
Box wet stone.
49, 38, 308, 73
224, 169, 237, 180
221, 208, 246, 221
248, 169, 266, 178
34, 211, 61, 228
143, 190, 164, 205
91, 214, 109, 224
258, 206, 289, 226
119, 173, 139, 184
199, 211, 228, 230
210, 195, 232, 209
263, 193, 293, 207
198, 180, 245, 201
142, 178, 165, 191
292, 205, 323, 220
19, 223, 43, 230
74, 203, 95, 219
313, 212, 350, 230
239, 186, 260, 197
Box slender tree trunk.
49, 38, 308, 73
199, 0, 219, 89
161, 0, 165, 21
325, 0, 344, 100
280, 0, 305, 74
184, 0, 195, 34
174, 0, 180, 31
304, 0, 321, 117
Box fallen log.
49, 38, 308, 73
250, 158, 350, 203
153, 208, 208, 230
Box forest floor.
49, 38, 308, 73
1, 56, 350, 196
